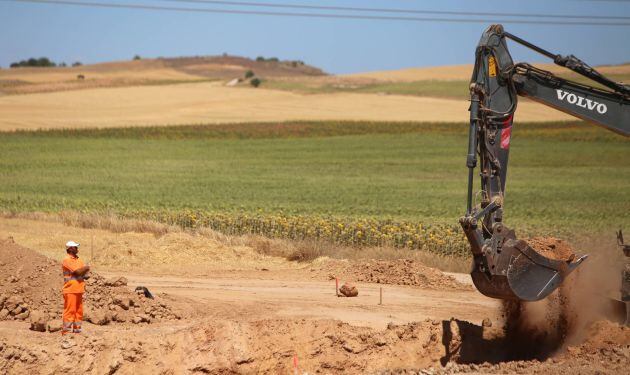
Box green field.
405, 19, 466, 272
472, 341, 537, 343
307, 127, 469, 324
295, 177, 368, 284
262, 70, 630, 99
264, 80, 470, 99
0, 121, 628, 252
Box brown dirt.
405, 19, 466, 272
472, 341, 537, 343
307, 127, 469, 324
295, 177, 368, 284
0, 238, 185, 327
309, 258, 472, 291
527, 237, 575, 261
1, 228, 629, 374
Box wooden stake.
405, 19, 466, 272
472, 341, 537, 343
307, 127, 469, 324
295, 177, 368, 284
293, 354, 298, 375
335, 278, 339, 297
379, 287, 383, 305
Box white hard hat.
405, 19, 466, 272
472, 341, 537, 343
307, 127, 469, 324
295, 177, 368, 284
65, 241, 80, 248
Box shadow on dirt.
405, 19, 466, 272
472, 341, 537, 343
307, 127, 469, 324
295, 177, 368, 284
440, 311, 566, 365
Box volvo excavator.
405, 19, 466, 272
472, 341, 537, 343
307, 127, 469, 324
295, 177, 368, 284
461, 25, 629, 302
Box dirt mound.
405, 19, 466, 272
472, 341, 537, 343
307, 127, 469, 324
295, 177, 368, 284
527, 237, 575, 261
0, 238, 182, 327
312, 259, 471, 291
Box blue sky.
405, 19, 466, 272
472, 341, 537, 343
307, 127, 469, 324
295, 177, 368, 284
1, 0, 629, 74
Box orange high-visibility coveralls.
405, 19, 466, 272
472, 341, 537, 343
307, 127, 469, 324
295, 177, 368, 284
62, 255, 86, 334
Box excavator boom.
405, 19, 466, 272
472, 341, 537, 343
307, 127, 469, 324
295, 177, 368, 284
461, 25, 629, 301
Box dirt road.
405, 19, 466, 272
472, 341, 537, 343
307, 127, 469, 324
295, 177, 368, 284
105, 272, 498, 329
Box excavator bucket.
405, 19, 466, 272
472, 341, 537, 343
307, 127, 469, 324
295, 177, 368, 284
469, 231, 587, 301
506, 240, 587, 301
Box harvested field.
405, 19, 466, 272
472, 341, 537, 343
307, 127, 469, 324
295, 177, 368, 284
0, 81, 574, 131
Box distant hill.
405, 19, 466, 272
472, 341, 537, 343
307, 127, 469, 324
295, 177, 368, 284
346, 63, 630, 83
0, 55, 326, 95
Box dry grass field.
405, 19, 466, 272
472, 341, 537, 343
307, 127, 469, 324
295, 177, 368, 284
0, 80, 573, 130
2, 58, 625, 130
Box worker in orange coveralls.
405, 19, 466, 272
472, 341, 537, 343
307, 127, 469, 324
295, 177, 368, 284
62, 241, 90, 335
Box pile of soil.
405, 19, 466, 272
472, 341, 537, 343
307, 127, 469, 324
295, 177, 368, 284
0, 238, 181, 327
527, 237, 575, 261
311, 259, 471, 291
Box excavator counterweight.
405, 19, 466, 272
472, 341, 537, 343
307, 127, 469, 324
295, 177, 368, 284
462, 25, 629, 301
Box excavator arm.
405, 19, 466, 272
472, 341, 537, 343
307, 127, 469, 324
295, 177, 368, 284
461, 24, 630, 301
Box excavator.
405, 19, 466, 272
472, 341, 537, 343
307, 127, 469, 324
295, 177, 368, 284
461, 24, 629, 302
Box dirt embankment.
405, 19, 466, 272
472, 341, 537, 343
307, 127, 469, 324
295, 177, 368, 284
309, 258, 471, 291
0, 238, 185, 328
1, 314, 627, 374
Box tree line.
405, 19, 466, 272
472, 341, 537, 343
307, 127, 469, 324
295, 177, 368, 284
9, 57, 82, 68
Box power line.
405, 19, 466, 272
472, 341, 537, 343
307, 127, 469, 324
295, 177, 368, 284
4, 0, 630, 26
154, 0, 630, 20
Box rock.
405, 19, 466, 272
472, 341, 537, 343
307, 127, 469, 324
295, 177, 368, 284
47, 320, 63, 333
138, 314, 151, 323
342, 340, 365, 354
339, 282, 358, 297
104, 277, 128, 287
29, 311, 48, 332
61, 339, 75, 350
11, 306, 24, 316
15, 310, 30, 320
113, 297, 130, 310
132, 316, 143, 324
112, 312, 127, 323
235, 355, 254, 365
0, 294, 7, 309
0, 309, 9, 320
4, 296, 22, 311
482, 318, 493, 327
87, 310, 111, 325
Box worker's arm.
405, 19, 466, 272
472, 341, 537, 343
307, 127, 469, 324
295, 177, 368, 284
63, 259, 91, 277
72, 265, 90, 277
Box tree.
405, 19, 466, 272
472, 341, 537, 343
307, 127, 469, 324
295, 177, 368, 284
244, 70, 255, 79
9, 57, 57, 68
133, 55, 141, 60
250, 78, 262, 88
256, 56, 265, 62
72, 61, 82, 67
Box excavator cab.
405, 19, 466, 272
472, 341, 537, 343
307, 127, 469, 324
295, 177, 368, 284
461, 25, 628, 301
